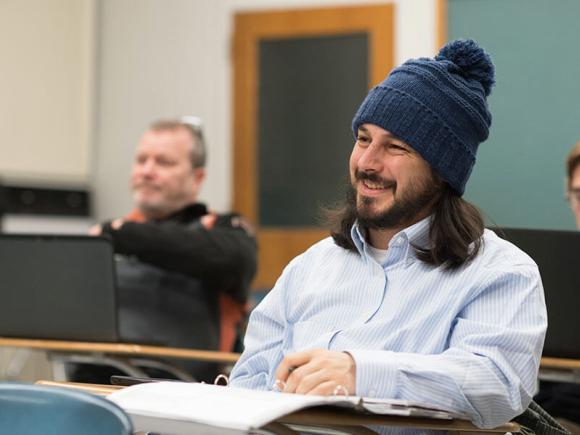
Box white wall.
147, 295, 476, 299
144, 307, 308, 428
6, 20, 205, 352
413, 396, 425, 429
0, 0, 95, 383
0, 0, 95, 186
93, 0, 437, 221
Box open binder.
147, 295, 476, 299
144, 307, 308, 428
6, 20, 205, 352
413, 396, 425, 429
108, 381, 453, 432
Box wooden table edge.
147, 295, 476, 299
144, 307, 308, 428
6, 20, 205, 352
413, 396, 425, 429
0, 337, 240, 363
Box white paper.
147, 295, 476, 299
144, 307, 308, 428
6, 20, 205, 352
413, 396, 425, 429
108, 381, 452, 432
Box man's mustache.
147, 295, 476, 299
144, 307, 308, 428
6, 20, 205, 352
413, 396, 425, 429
354, 170, 397, 190
134, 182, 161, 190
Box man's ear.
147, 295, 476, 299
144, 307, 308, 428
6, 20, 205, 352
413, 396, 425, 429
194, 167, 206, 185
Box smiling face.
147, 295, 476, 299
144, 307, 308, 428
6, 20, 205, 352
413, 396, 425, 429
130, 127, 205, 220
349, 124, 442, 232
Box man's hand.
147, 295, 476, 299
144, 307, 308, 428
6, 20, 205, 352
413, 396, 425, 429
110, 218, 124, 230
89, 224, 103, 236
274, 349, 356, 396
200, 213, 217, 229
88, 218, 124, 236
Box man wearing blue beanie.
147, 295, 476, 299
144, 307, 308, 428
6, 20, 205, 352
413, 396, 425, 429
230, 40, 547, 429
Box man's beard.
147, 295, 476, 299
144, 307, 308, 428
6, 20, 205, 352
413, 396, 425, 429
133, 186, 177, 219
348, 169, 441, 229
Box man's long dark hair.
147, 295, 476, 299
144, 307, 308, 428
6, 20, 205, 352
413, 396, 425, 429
326, 183, 485, 269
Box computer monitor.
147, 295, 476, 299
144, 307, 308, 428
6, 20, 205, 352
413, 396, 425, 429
0, 234, 118, 342
494, 227, 580, 359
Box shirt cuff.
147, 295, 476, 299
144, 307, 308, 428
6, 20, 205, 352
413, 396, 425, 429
347, 349, 400, 398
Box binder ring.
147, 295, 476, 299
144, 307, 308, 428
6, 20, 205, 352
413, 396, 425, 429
214, 374, 230, 386
332, 384, 349, 397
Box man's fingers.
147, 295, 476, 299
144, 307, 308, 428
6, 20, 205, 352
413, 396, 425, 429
274, 351, 313, 384
110, 218, 124, 230
294, 369, 328, 395
274, 350, 357, 396
200, 213, 217, 229
283, 362, 320, 393
89, 224, 102, 236
306, 380, 340, 396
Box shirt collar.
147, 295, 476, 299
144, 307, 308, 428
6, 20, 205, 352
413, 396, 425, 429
351, 215, 432, 263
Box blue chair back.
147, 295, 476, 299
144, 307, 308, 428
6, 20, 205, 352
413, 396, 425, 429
0, 383, 133, 435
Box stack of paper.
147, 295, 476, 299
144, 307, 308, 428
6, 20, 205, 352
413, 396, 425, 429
108, 381, 453, 433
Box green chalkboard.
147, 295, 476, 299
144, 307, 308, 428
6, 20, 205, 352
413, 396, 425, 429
258, 34, 368, 227
449, 0, 580, 230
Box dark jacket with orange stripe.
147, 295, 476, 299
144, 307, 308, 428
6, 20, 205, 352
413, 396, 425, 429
99, 203, 256, 380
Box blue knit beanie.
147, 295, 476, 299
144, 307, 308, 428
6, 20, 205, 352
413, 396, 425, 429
351, 39, 495, 195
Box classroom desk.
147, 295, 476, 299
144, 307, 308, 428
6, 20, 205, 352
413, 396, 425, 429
6, 336, 578, 370
0, 337, 239, 381
36, 380, 521, 434
4, 336, 580, 385
538, 356, 580, 384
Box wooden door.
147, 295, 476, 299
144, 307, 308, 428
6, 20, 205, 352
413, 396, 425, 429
233, 5, 394, 289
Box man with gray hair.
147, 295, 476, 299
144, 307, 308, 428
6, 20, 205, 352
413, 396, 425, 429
73, 118, 257, 382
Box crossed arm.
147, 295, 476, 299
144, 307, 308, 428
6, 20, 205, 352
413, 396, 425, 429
93, 215, 257, 301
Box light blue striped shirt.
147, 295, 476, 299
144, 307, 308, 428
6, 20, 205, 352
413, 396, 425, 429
230, 218, 547, 429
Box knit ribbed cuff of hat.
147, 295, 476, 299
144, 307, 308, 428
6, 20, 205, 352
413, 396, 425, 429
352, 86, 476, 195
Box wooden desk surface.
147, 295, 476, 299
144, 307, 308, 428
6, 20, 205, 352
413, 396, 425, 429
0, 337, 240, 364
540, 356, 580, 370
37, 380, 123, 396
36, 380, 520, 433
6, 336, 579, 371
279, 408, 520, 432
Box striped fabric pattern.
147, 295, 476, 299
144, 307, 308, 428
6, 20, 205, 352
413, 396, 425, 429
230, 217, 547, 429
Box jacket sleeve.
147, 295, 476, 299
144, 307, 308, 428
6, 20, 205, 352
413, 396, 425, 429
101, 215, 257, 302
